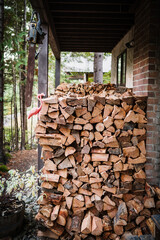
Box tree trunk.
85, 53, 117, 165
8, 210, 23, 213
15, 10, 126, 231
12, 64, 19, 151
31, 104, 33, 149
11, 96, 13, 151
93, 52, 103, 83
20, 0, 27, 150
0, 0, 4, 163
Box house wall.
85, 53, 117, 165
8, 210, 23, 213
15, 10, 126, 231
111, 0, 160, 186
133, 0, 160, 186
111, 27, 134, 88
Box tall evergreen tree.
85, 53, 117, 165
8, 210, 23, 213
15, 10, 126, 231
0, 0, 4, 163
20, 0, 27, 150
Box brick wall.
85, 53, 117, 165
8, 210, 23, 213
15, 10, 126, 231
133, 0, 160, 186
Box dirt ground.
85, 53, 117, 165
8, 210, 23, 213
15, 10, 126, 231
7, 149, 38, 172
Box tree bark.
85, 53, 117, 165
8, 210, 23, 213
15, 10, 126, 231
31, 102, 33, 149
93, 52, 103, 83
12, 64, 19, 151
11, 96, 13, 151
20, 0, 27, 150
0, 0, 4, 163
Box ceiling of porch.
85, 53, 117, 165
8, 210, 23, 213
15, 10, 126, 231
30, 0, 137, 59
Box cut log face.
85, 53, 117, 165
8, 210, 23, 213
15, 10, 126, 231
35, 83, 160, 238
41, 173, 59, 182
123, 146, 140, 158
44, 160, 57, 171
103, 136, 119, 147
81, 212, 92, 234
103, 116, 114, 129
51, 205, 60, 221
58, 158, 72, 169
124, 110, 138, 123
144, 197, 155, 208
57, 208, 68, 226
92, 153, 109, 162
128, 153, 146, 164
91, 216, 103, 236
40, 205, 53, 218
103, 196, 116, 206
96, 123, 105, 132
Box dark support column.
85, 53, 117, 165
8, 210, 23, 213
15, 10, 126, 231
86, 73, 88, 82
55, 57, 61, 88
38, 24, 48, 172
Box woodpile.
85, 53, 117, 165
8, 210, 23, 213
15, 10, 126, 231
54, 82, 116, 96
35, 83, 160, 239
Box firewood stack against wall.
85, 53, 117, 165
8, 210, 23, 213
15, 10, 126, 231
35, 82, 160, 239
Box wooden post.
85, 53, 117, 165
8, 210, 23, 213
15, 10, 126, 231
55, 57, 61, 88
38, 24, 48, 171
84, 73, 88, 83
86, 73, 88, 82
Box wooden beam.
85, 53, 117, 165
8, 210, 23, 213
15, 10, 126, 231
61, 45, 115, 49
55, 18, 134, 25
55, 26, 130, 30
38, 24, 49, 171
58, 35, 123, 39
49, 3, 130, 13
60, 48, 112, 52
51, 12, 134, 20
55, 57, 61, 88
48, 0, 135, 5
60, 40, 119, 44
56, 29, 128, 34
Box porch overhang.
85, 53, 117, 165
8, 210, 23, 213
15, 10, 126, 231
29, 0, 137, 57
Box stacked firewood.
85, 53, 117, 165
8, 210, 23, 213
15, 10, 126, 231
55, 82, 116, 96
35, 83, 160, 240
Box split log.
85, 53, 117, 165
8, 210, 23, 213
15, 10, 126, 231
57, 208, 68, 226
81, 212, 92, 234
51, 205, 60, 221
91, 216, 103, 236
92, 153, 109, 162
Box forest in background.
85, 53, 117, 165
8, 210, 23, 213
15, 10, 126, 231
2, 0, 111, 157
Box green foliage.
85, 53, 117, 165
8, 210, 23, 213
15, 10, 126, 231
3, 0, 111, 152
25, 144, 32, 150
4, 152, 12, 160
0, 164, 9, 172
0, 166, 40, 202
4, 127, 12, 144
61, 52, 111, 64
103, 70, 111, 84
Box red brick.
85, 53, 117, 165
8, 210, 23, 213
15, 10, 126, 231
146, 152, 157, 158
147, 111, 156, 118
148, 79, 155, 84
145, 164, 154, 170
148, 92, 155, 97
149, 71, 158, 78
147, 98, 159, 104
